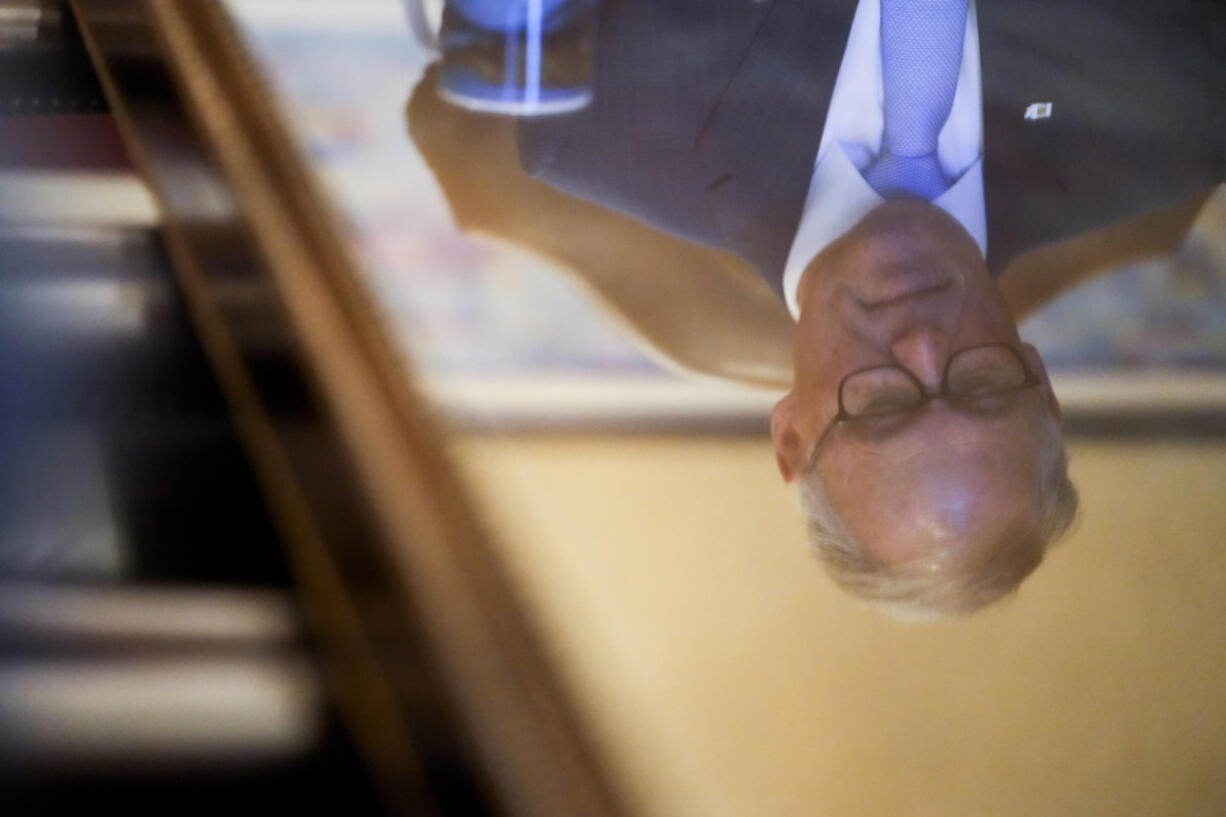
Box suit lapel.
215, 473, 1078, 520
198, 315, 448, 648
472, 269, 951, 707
977, 0, 1225, 275
518, 0, 780, 249
697, 0, 858, 294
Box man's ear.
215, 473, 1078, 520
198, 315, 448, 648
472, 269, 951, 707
770, 392, 807, 483
1021, 342, 1062, 423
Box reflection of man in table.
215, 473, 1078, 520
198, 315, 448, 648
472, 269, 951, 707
440, 0, 1224, 615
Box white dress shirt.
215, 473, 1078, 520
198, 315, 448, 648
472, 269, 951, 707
781, 0, 986, 320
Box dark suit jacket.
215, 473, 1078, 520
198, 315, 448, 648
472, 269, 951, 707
408, 66, 797, 388
518, 0, 1226, 300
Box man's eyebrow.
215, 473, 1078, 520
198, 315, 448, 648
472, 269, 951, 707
835, 412, 922, 451
948, 389, 1036, 417
836, 394, 1031, 449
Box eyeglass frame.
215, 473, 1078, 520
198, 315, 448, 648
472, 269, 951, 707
802, 341, 1043, 474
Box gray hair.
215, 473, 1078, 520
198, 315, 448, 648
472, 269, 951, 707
797, 411, 1078, 620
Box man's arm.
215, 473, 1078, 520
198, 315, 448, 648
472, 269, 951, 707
998, 186, 1220, 320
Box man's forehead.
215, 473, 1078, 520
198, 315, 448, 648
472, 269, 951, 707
817, 400, 1048, 565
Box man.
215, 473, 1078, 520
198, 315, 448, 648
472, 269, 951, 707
770, 199, 1077, 616
512, 0, 1223, 615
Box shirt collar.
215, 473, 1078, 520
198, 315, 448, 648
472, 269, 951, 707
781, 143, 986, 321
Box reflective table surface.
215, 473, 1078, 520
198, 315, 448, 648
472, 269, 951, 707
9, 1, 1226, 815
216, 2, 1226, 814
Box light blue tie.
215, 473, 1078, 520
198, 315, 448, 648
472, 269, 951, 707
863, 0, 969, 200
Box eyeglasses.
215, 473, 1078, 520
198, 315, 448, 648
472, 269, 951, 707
803, 342, 1041, 473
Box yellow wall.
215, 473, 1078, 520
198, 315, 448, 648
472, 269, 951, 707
454, 434, 1226, 817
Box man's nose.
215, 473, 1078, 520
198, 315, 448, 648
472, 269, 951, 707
890, 325, 949, 390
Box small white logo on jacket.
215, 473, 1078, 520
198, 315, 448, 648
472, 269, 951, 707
1024, 102, 1053, 120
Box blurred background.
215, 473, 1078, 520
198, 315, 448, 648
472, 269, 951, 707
2, 0, 1224, 815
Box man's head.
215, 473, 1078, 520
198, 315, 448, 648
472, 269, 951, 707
770, 201, 1077, 618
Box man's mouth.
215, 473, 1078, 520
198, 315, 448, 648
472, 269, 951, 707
856, 280, 953, 310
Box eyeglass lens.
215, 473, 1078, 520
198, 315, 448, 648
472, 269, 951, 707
946, 345, 1028, 395
839, 345, 1028, 417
